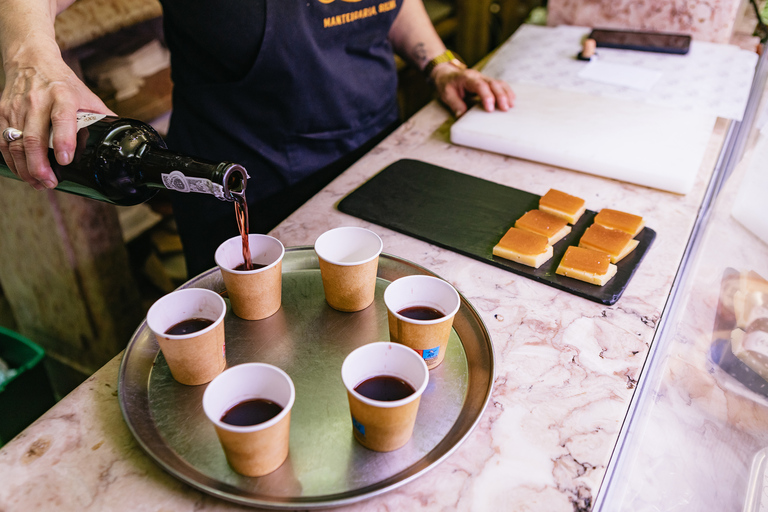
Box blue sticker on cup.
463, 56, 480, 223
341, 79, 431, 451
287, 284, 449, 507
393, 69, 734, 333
352, 416, 365, 437
422, 346, 440, 361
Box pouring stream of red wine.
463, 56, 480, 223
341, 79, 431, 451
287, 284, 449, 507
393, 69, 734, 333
233, 192, 253, 270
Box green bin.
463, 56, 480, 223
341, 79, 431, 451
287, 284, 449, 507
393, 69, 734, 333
0, 326, 56, 446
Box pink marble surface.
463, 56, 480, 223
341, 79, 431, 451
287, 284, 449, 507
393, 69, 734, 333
547, 0, 746, 44
0, 101, 728, 511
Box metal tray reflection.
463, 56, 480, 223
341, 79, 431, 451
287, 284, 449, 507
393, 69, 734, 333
119, 247, 494, 509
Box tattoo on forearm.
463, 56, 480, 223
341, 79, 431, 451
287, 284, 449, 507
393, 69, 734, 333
411, 42, 428, 67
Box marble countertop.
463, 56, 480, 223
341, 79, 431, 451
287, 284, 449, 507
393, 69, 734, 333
0, 99, 730, 511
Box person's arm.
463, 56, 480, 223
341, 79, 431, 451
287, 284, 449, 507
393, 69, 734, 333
0, 0, 112, 189
388, 0, 514, 117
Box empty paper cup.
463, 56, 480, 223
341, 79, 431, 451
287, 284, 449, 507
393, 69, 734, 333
203, 363, 295, 476
215, 234, 284, 320
384, 275, 460, 369
314, 227, 383, 312
341, 342, 429, 452
146, 288, 227, 385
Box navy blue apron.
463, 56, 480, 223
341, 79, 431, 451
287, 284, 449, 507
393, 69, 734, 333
161, 0, 402, 276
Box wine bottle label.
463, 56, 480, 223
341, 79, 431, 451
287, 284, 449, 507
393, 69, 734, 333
161, 170, 225, 199
76, 112, 107, 128
47, 112, 108, 148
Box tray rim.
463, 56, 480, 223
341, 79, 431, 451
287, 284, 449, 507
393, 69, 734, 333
118, 246, 495, 509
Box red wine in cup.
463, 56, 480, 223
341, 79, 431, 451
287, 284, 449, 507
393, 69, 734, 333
165, 317, 214, 335
398, 305, 444, 321
221, 398, 283, 426
354, 375, 415, 401
234, 262, 267, 271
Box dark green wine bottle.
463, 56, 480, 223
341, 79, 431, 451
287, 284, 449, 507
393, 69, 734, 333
0, 114, 247, 206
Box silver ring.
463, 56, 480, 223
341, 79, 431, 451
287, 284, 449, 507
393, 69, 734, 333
2, 127, 22, 142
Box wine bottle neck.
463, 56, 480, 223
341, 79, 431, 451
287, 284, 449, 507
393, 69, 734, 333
139, 146, 247, 201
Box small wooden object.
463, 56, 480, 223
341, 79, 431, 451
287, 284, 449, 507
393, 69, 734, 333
577, 38, 597, 61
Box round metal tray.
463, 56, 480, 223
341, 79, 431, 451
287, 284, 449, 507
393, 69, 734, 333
119, 247, 494, 509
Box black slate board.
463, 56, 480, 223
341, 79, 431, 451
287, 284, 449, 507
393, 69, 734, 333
338, 159, 655, 306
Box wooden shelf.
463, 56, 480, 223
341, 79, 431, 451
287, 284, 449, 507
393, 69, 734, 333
55, 0, 162, 51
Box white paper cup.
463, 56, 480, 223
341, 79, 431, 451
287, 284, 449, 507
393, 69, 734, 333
203, 363, 295, 476
215, 234, 284, 320
314, 227, 383, 312
341, 342, 429, 452
383, 275, 461, 369
146, 288, 227, 385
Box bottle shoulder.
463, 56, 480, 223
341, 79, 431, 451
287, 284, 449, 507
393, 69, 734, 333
95, 117, 167, 150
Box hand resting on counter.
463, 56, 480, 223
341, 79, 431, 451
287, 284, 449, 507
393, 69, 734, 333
431, 64, 516, 118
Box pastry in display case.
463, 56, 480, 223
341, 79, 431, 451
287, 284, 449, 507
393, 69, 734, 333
711, 269, 768, 397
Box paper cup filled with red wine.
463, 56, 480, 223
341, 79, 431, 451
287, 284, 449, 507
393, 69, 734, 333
341, 342, 429, 452
383, 275, 460, 370
146, 288, 227, 385
215, 234, 284, 320
314, 226, 383, 312
202, 363, 295, 477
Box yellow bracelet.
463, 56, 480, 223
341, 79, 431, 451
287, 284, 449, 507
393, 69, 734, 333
423, 50, 467, 78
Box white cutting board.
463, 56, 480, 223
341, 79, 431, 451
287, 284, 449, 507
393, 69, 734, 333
450, 82, 717, 194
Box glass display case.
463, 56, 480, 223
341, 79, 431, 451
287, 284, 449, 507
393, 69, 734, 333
595, 48, 768, 511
